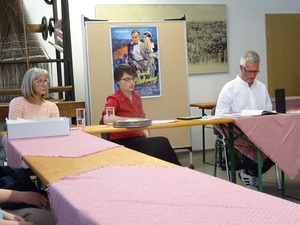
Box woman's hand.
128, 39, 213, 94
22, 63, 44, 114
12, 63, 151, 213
3, 210, 26, 222
2, 210, 34, 224
142, 129, 150, 137
0, 189, 48, 209
19, 191, 48, 209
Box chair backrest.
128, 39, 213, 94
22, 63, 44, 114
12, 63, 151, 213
211, 107, 221, 136
0, 122, 7, 165
211, 107, 216, 116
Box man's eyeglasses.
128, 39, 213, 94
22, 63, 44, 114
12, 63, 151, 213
243, 67, 260, 75
33, 79, 50, 86
120, 77, 137, 83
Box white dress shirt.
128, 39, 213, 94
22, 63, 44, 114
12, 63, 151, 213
216, 75, 272, 115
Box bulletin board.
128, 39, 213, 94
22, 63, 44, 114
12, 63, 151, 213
96, 4, 228, 74
82, 20, 190, 148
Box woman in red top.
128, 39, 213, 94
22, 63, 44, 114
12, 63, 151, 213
101, 64, 181, 165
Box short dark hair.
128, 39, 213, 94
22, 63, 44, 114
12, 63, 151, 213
114, 64, 136, 82
131, 29, 140, 36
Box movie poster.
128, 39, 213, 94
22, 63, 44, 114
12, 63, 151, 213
110, 26, 161, 98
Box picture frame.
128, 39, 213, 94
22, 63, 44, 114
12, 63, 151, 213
110, 26, 161, 98
96, 4, 228, 74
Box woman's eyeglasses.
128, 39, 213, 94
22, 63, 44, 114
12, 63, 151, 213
33, 79, 50, 86
120, 77, 137, 83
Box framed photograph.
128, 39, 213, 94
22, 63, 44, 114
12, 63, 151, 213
110, 26, 161, 98
97, 4, 228, 74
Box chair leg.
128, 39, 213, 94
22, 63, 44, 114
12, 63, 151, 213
218, 145, 223, 167
275, 164, 282, 190
188, 147, 194, 169
173, 147, 194, 169
223, 142, 231, 181
214, 142, 218, 177
214, 138, 231, 182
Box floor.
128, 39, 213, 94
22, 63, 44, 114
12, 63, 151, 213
176, 149, 300, 204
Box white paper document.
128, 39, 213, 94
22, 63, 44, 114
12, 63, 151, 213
240, 109, 277, 116
151, 120, 177, 124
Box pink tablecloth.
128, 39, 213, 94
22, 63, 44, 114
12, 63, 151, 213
234, 113, 300, 179
48, 165, 300, 225
271, 96, 300, 110
3, 129, 119, 167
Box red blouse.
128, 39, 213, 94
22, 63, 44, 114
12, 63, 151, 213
101, 89, 146, 140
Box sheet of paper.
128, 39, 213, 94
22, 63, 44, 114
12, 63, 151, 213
240, 109, 276, 116
201, 115, 230, 120
151, 120, 177, 124
287, 110, 300, 114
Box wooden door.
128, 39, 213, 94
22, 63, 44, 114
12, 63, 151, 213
265, 14, 300, 97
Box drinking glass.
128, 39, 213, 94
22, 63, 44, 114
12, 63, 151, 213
76, 108, 86, 128
106, 107, 115, 126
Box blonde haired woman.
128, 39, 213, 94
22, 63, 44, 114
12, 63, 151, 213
9, 68, 59, 120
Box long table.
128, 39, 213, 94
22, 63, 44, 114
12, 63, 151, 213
83, 118, 232, 169
82, 117, 231, 134
5, 115, 300, 223
2, 118, 234, 171
230, 113, 300, 195
85, 116, 300, 194
216, 112, 300, 194
48, 165, 300, 225
233, 113, 300, 179
7, 129, 300, 224
8, 114, 300, 192
4, 118, 232, 185
24, 146, 174, 186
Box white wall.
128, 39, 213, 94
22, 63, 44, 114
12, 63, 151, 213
24, 0, 300, 150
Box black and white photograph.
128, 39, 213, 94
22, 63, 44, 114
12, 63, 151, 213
96, 4, 228, 74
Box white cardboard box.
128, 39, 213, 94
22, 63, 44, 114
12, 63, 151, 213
6, 117, 70, 139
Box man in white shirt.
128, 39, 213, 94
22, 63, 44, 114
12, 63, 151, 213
215, 50, 274, 190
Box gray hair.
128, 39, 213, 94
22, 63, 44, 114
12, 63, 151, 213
240, 50, 260, 67
21, 68, 49, 97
